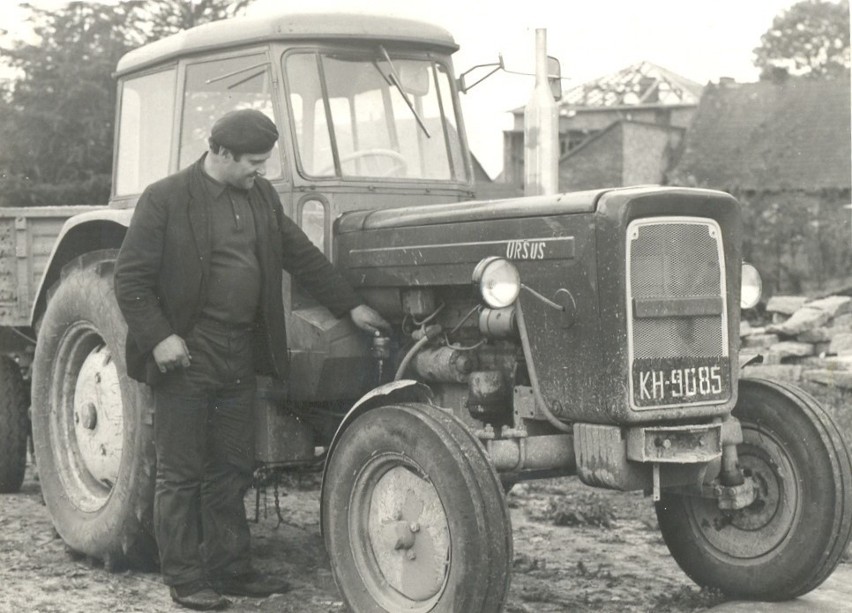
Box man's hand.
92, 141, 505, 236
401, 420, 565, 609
152, 334, 191, 373
350, 304, 390, 336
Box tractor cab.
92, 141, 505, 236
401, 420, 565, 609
111, 11, 475, 232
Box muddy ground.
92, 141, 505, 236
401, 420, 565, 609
1, 379, 850, 613
0, 464, 739, 613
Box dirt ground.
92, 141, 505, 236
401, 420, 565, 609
0, 463, 748, 613
2, 377, 850, 613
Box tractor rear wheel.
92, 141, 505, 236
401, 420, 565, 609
0, 354, 29, 493
31, 251, 157, 569
322, 402, 512, 612
656, 377, 852, 600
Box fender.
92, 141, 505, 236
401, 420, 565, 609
31, 208, 134, 326
319, 380, 435, 511
739, 353, 762, 369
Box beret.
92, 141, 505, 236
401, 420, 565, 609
211, 109, 279, 154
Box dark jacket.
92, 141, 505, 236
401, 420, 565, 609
114, 156, 361, 386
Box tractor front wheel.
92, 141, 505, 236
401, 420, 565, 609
656, 377, 852, 600
322, 402, 512, 612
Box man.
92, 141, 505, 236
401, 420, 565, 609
114, 109, 388, 611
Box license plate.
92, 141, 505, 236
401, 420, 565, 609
632, 357, 730, 407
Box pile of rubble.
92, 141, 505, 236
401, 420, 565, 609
741, 295, 852, 389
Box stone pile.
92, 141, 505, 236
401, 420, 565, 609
741, 295, 852, 388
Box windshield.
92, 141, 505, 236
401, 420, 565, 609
284, 49, 467, 182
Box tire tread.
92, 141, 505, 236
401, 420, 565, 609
32, 252, 157, 570
741, 376, 852, 597
0, 355, 29, 493
406, 404, 513, 612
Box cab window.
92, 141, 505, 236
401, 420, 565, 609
299, 199, 328, 255
179, 53, 282, 176
284, 49, 467, 182
115, 68, 176, 196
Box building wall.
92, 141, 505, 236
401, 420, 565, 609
622, 123, 683, 186
558, 124, 624, 191
502, 131, 524, 187
510, 105, 696, 132
669, 107, 697, 129
504, 104, 697, 188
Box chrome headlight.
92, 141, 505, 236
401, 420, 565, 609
473, 257, 521, 308
741, 263, 762, 309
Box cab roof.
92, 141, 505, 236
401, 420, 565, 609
115, 11, 458, 77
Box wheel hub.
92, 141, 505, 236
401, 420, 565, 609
353, 456, 451, 610
687, 431, 798, 559
80, 403, 98, 430
369, 466, 449, 601
71, 344, 124, 491
729, 457, 783, 531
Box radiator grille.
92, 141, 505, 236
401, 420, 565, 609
626, 218, 730, 410
632, 317, 723, 360
630, 224, 721, 300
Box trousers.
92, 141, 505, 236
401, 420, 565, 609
152, 317, 257, 586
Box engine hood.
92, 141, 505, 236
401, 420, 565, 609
335, 188, 611, 234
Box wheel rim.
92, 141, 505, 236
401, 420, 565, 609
350, 452, 451, 611
683, 423, 799, 559
49, 322, 124, 513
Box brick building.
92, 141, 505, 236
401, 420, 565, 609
500, 61, 703, 191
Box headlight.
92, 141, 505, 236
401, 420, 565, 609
741, 263, 762, 309
473, 257, 521, 308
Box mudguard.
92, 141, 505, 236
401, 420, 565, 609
319, 380, 434, 514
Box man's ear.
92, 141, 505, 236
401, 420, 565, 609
220, 147, 235, 161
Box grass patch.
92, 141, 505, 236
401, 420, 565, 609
532, 491, 618, 529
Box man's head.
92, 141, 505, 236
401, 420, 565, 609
207, 109, 279, 190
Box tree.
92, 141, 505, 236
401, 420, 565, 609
0, 1, 145, 205
142, 0, 254, 40
753, 0, 850, 79
0, 0, 254, 206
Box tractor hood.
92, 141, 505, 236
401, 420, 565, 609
335, 189, 610, 234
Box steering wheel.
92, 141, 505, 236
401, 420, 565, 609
319, 149, 408, 178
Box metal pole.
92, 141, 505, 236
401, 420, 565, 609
523, 29, 559, 196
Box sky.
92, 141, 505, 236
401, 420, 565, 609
3, 0, 807, 177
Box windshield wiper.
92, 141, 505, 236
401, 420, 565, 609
205, 61, 270, 89
379, 45, 431, 138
